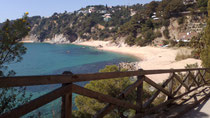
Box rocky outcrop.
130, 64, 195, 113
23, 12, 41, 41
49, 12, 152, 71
72, 37, 87, 43
119, 62, 139, 71
43, 34, 70, 44
22, 34, 39, 42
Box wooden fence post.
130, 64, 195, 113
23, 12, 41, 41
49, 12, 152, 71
136, 69, 144, 115
195, 71, 200, 85
202, 70, 207, 84
168, 73, 173, 100
62, 71, 73, 118
185, 71, 190, 93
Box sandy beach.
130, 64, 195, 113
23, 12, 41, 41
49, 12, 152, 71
75, 40, 201, 83
20, 40, 36, 43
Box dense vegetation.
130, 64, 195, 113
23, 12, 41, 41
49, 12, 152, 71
201, 0, 210, 69
73, 65, 161, 118
118, 0, 208, 46
26, 5, 142, 41
1, 0, 203, 47
0, 13, 31, 114
189, 0, 209, 62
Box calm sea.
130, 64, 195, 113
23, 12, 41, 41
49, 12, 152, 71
7, 43, 137, 117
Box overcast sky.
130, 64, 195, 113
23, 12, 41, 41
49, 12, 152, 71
0, 0, 156, 23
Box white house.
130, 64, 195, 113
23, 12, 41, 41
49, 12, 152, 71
183, 0, 197, 5
102, 13, 111, 22
151, 12, 159, 20
89, 7, 95, 13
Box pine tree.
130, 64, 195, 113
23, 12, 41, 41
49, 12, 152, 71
73, 65, 155, 118
0, 13, 31, 114
201, 0, 210, 68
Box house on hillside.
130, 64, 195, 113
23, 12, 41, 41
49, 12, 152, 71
78, 10, 88, 15
89, 7, 96, 13
130, 9, 137, 16
103, 13, 111, 22
99, 10, 107, 14
187, 22, 206, 33
183, 0, 197, 5
177, 32, 198, 42
151, 12, 159, 20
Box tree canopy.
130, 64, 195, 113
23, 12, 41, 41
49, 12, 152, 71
0, 13, 30, 76
201, 0, 210, 68
0, 13, 31, 114
73, 65, 155, 118
74, 65, 134, 118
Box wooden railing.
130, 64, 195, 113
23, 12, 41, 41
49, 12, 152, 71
0, 68, 210, 118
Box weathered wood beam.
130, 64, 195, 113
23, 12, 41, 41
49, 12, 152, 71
71, 84, 140, 110
174, 74, 190, 91
188, 71, 200, 88
136, 72, 144, 115
194, 71, 201, 86
168, 77, 173, 95
141, 84, 207, 117
199, 70, 207, 84
94, 78, 144, 118
144, 76, 173, 98
172, 72, 190, 96
175, 83, 206, 99
61, 83, 72, 118
143, 74, 174, 108
0, 84, 72, 118
0, 68, 209, 88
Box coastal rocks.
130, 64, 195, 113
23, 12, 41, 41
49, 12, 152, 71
73, 37, 87, 43
96, 45, 103, 48
119, 62, 139, 71
44, 34, 70, 44
22, 34, 39, 43
114, 37, 129, 47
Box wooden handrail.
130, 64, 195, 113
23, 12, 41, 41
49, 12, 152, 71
0, 68, 209, 118
0, 68, 209, 88
0, 84, 73, 118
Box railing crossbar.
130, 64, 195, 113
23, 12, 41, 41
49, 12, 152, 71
172, 72, 190, 96
0, 68, 209, 118
0, 84, 73, 118
94, 78, 144, 118
0, 68, 209, 88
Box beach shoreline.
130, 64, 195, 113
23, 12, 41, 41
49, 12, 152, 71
21, 40, 201, 83
74, 40, 202, 83
20, 40, 36, 43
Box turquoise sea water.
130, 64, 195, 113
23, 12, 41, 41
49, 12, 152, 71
7, 43, 137, 117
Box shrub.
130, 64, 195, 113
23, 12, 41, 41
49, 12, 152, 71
177, 17, 184, 25
175, 49, 193, 61
191, 50, 200, 59
74, 65, 155, 118
162, 19, 170, 27
162, 40, 169, 45
169, 40, 177, 47
177, 40, 188, 47
163, 28, 170, 39
125, 34, 136, 46
143, 29, 155, 41
135, 36, 147, 46
155, 31, 162, 38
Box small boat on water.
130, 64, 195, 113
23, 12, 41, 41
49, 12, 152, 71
66, 50, 70, 53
